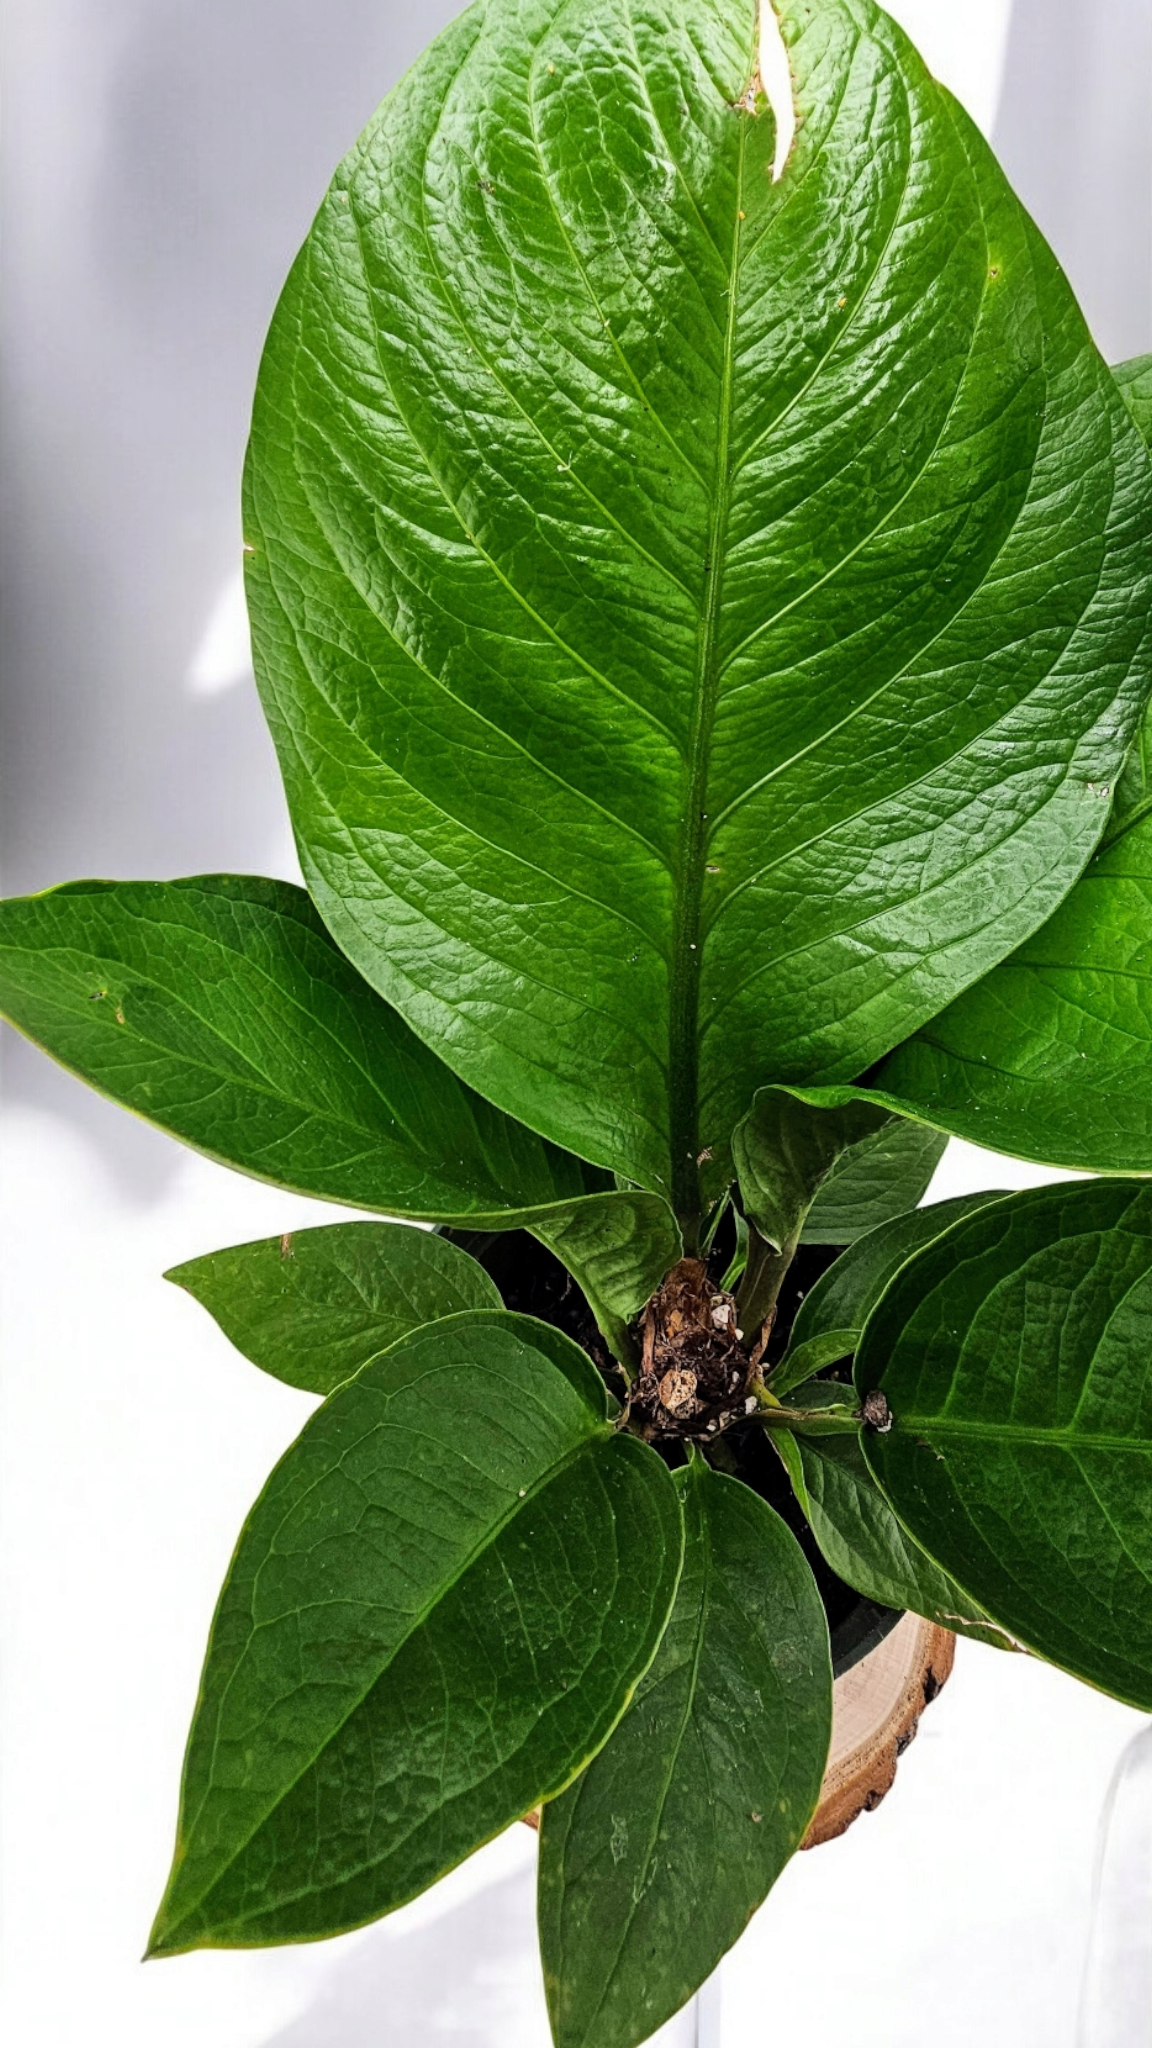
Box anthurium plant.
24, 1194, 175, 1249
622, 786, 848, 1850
5, 1, 1152, 2041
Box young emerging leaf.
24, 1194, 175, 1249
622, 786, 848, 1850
167, 1222, 502, 1395
732, 1086, 892, 1251
773, 1191, 1010, 1394
774, 1388, 1012, 1650
857, 1182, 1152, 1708
538, 1459, 831, 2048
530, 1195, 683, 1356
148, 1312, 682, 1954
244, 0, 1152, 1218
800, 1119, 949, 1245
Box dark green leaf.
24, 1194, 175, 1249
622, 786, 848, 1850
166, 1222, 502, 1394
148, 1311, 682, 1953
531, 1194, 682, 1354
732, 1086, 891, 1251
538, 1459, 830, 2048
773, 1390, 1012, 1650
774, 1191, 1010, 1394
245, 0, 1152, 1218
801, 1120, 949, 1245
857, 1181, 1152, 1708
0, 880, 686, 1312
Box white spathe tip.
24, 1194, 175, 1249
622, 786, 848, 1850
759, 2, 796, 181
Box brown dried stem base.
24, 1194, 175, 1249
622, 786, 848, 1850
626, 1259, 762, 1442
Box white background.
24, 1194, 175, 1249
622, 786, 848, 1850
2, 3, 1152, 2044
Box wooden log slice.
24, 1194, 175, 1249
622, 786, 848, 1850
521, 1614, 954, 1848
803, 1612, 955, 1849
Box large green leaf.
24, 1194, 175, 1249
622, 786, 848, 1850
1115, 353, 1152, 442
538, 1458, 830, 2048
856, 1181, 1152, 1708
244, 0, 1152, 1221
0, 879, 682, 1300
167, 1222, 502, 1394
148, 1311, 682, 1953
774, 1190, 1009, 1393
856, 357, 1152, 1173
774, 1387, 1010, 1649
863, 788, 1152, 1172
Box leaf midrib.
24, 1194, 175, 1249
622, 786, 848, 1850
574, 1474, 712, 2046
898, 1416, 1152, 1454
167, 1399, 609, 1939
667, 88, 753, 1220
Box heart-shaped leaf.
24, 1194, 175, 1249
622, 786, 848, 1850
0, 880, 682, 1320
774, 1191, 1010, 1393
773, 1387, 1012, 1649
857, 1181, 1152, 1708
148, 1311, 682, 1953
538, 1458, 830, 2048
167, 1222, 502, 1394
245, 0, 1152, 1220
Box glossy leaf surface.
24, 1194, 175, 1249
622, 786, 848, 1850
538, 1459, 830, 2048
1115, 353, 1152, 442
868, 790, 1152, 1172
245, 0, 1152, 1216
149, 1312, 682, 1952
531, 1195, 683, 1352
801, 1119, 948, 1245
774, 1191, 1009, 1393
867, 358, 1152, 1173
858, 1182, 1152, 1707
167, 1222, 501, 1394
775, 1388, 1010, 1648
732, 1086, 891, 1251
0, 877, 656, 1247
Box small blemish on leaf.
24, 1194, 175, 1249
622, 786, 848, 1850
89, 988, 108, 1002
751, 1812, 762, 1824
114, 1004, 126, 1025
280, 1232, 294, 1261
862, 1389, 893, 1432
